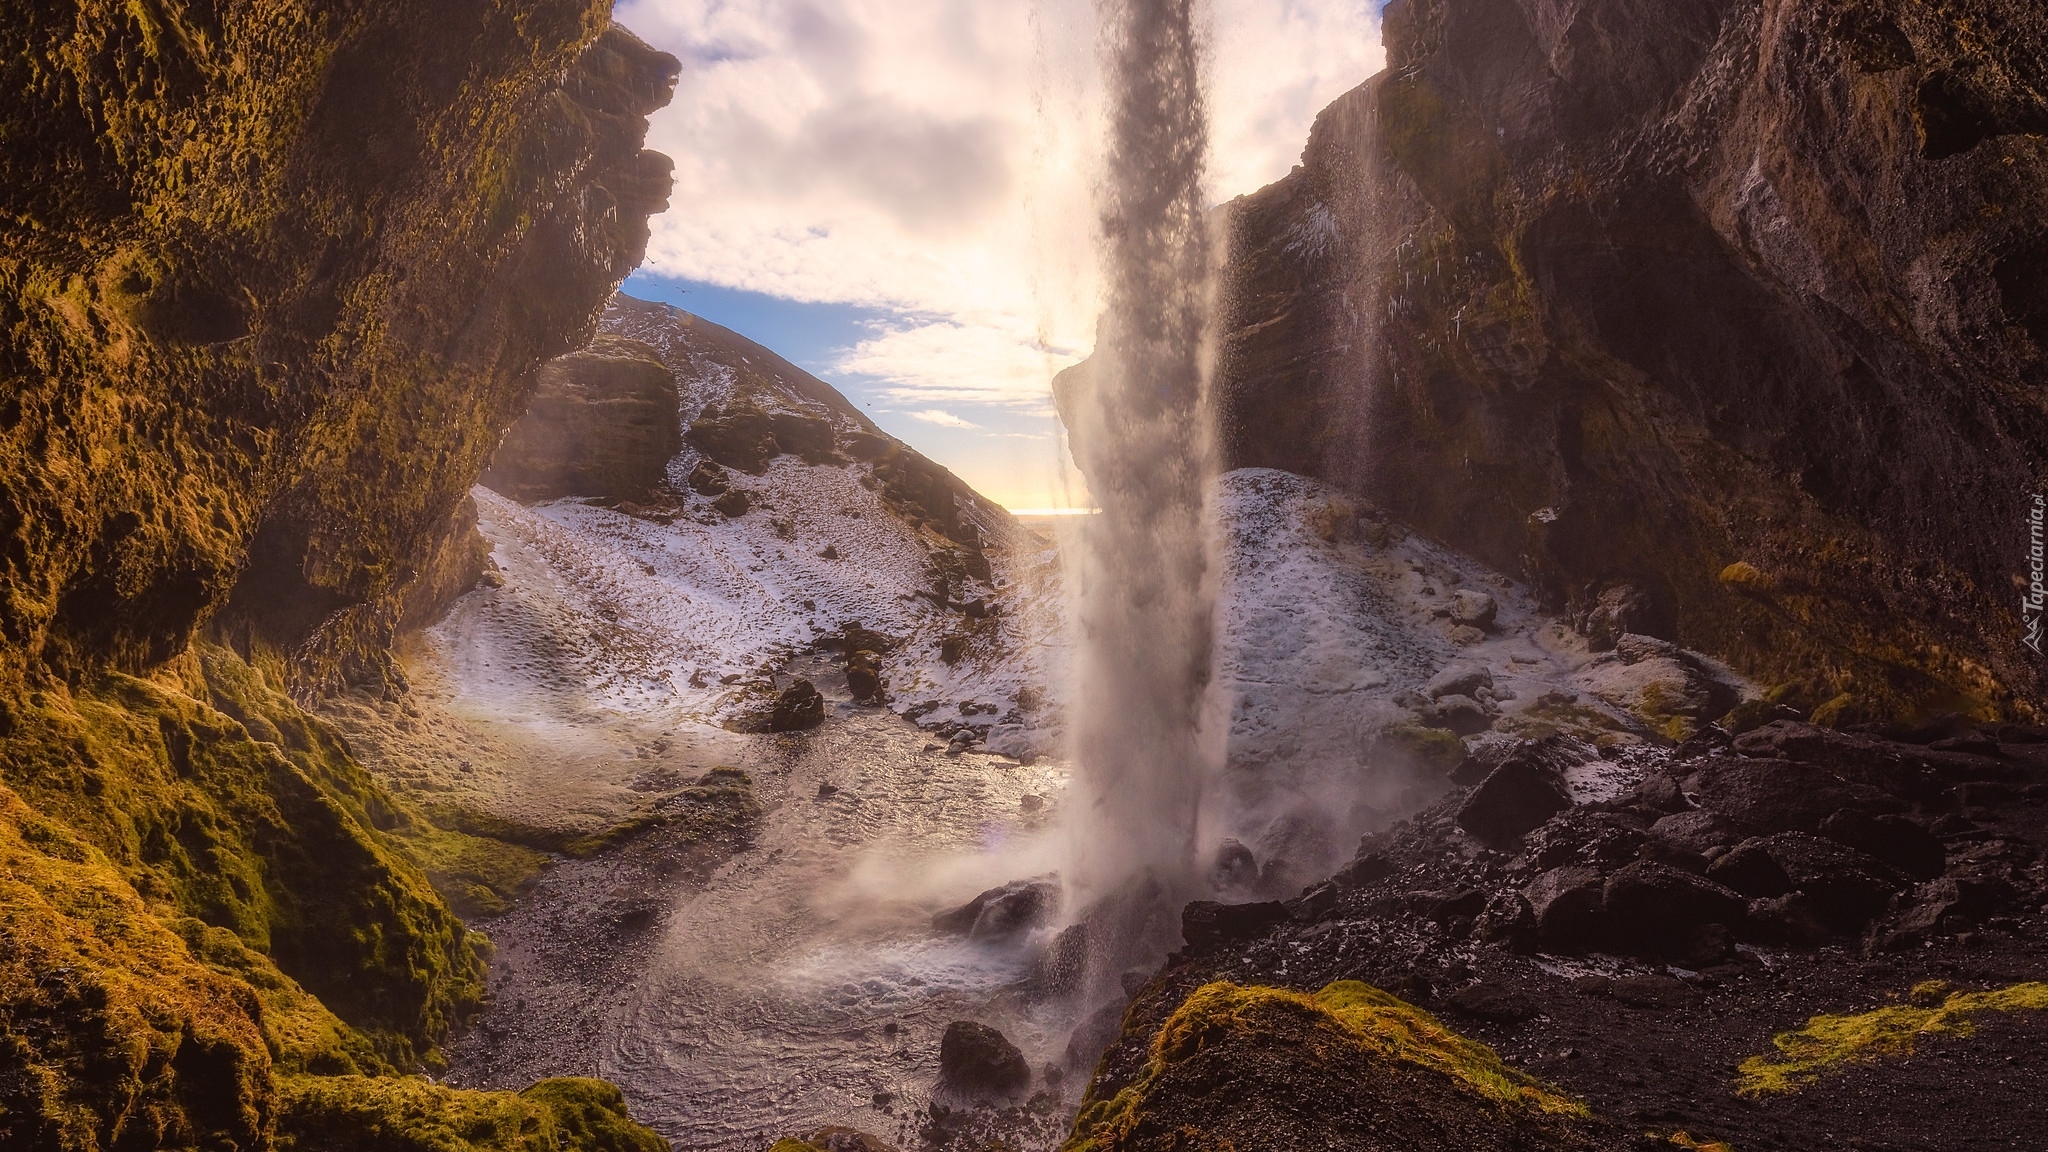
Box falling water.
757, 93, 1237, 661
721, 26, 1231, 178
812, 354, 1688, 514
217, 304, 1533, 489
1061, 0, 1217, 965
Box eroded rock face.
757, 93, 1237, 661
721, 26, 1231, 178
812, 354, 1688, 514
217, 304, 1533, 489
1208, 0, 2048, 722
0, 4, 678, 1148
0, 2, 679, 696
482, 336, 681, 502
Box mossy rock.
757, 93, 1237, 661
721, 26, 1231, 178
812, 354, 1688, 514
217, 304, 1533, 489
278, 1075, 665, 1152
1064, 981, 1612, 1151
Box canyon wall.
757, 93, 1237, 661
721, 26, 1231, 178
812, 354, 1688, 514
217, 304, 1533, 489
0, 2, 676, 1146
1214, 0, 2048, 723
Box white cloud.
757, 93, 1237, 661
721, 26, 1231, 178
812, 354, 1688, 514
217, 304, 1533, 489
615, 0, 1384, 504
905, 409, 980, 429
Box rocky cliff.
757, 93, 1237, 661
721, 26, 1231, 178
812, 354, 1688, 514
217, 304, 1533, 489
1211, 0, 2048, 724
0, 2, 676, 1147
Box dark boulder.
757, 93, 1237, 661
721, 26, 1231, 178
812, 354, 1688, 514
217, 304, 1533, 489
1210, 839, 1260, 891
936, 1021, 1031, 1101
1521, 865, 1605, 953
1182, 900, 1290, 950
1601, 861, 1747, 956
1730, 721, 1932, 799
1649, 810, 1743, 858
845, 649, 884, 702
1750, 832, 1908, 931
768, 679, 825, 731
1747, 892, 1834, 947
1331, 852, 1394, 888
1423, 693, 1493, 735
1818, 810, 1946, 880
1684, 757, 1904, 834
933, 878, 1058, 942
1706, 841, 1792, 898
712, 489, 751, 518
1455, 750, 1572, 846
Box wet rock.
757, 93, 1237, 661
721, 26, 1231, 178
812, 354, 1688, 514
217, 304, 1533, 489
1730, 721, 1933, 798
1455, 749, 1572, 846
1706, 840, 1793, 898
1684, 757, 1904, 834
1649, 810, 1743, 858
1601, 861, 1747, 956
845, 649, 884, 702
1209, 839, 1260, 892
1748, 892, 1834, 946
1422, 693, 1494, 736
1574, 584, 1661, 651
936, 1021, 1031, 1101
768, 679, 825, 731
940, 634, 969, 665
1818, 810, 1946, 880
1750, 832, 1907, 931
1331, 852, 1394, 888
1885, 877, 2005, 943
933, 878, 1058, 941
1627, 773, 1690, 814
1522, 865, 1606, 953
712, 489, 751, 518
1473, 891, 1537, 951
1425, 662, 1494, 700
1181, 900, 1289, 950
1449, 589, 1498, 629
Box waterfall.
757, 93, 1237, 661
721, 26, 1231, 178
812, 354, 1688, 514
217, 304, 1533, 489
1061, 0, 1218, 972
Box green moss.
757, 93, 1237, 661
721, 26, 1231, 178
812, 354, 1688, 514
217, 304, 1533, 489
1736, 981, 2048, 1096
1374, 722, 1466, 773
277, 1075, 666, 1152
1065, 981, 1584, 1152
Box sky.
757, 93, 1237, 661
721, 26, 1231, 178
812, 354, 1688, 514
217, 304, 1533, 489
614, 0, 1387, 511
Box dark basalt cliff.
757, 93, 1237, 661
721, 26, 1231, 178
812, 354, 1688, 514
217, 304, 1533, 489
0, 2, 676, 1148
481, 335, 682, 503
1212, 0, 2048, 724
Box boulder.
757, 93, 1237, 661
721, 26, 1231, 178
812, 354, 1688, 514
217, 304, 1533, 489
936, 1021, 1031, 1101
1449, 590, 1498, 629
1182, 900, 1290, 950
1747, 892, 1834, 947
1730, 721, 1933, 798
1750, 832, 1908, 931
1573, 584, 1660, 650
1627, 773, 1690, 814
1521, 865, 1606, 953
1684, 757, 1904, 833
1649, 810, 1743, 858
1425, 662, 1494, 700
929, 878, 1057, 942
1423, 693, 1494, 736
712, 489, 751, 518
1601, 861, 1748, 955
845, 649, 884, 702
1209, 839, 1260, 891
1455, 751, 1572, 846
1705, 840, 1793, 897
768, 679, 825, 731
1818, 810, 1946, 880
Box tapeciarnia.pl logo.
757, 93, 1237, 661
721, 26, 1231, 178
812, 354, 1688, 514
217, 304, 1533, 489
2027, 493, 2045, 656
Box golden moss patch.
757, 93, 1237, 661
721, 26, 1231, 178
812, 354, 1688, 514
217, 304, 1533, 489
278, 1075, 666, 1152
1065, 981, 1584, 1152
1664, 1132, 1738, 1151
1736, 981, 2048, 1096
